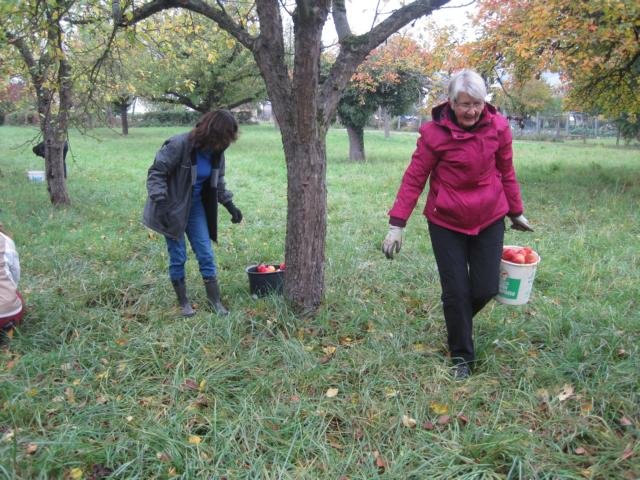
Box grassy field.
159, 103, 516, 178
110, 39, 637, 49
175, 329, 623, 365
0, 124, 638, 479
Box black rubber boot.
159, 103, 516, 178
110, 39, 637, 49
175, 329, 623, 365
203, 277, 229, 316
171, 278, 195, 317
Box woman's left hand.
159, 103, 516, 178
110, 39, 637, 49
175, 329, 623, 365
224, 201, 243, 223
509, 214, 533, 232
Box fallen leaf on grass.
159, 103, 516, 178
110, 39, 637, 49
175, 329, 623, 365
6, 355, 19, 370
619, 444, 634, 461
422, 421, 435, 430
191, 394, 209, 408
619, 416, 633, 427
322, 346, 336, 356
325, 388, 339, 398
557, 384, 574, 402
156, 452, 171, 462
384, 388, 398, 398
181, 379, 199, 391
65, 387, 76, 404
1, 429, 14, 442
575, 447, 587, 455
580, 402, 593, 415
429, 402, 448, 415
25, 443, 38, 454
115, 338, 128, 346
401, 415, 417, 428
437, 415, 451, 426
65, 468, 83, 480
188, 435, 202, 444
456, 413, 469, 425
372, 450, 386, 473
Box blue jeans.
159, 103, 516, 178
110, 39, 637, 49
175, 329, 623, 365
165, 198, 216, 281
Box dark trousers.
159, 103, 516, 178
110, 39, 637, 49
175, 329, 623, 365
428, 219, 504, 364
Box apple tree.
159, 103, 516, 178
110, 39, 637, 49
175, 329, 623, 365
120, 0, 451, 314
338, 36, 435, 161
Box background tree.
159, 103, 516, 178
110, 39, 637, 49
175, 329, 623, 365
465, 0, 640, 119
492, 77, 555, 124
338, 36, 433, 161
1, 0, 77, 205
120, 0, 451, 314
134, 11, 266, 112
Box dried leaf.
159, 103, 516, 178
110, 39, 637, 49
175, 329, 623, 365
192, 394, 209, 408
456, 413, 469, 425
65, 468, 83, 480
115, 338, 128, 346
437, 415, 450, 425
372, 450, 386, 473
6, 356, 19, 370
322, 346, 336, 356
325, 388, 339, 398
156, 452, 171, 462
198, 380, 206, 392
575, 447, 587, 455
429, 402, 448, 415
580, 402, 593, 415
557, 384, 574, 402
65, 387, 75, 404
25, 443, 38, 454
619, 444, 634, 461
401, 415, 417, 428
422, 421, 435, 430
619, 416, 633, 427
384, 388, 398, 398
181, 379, 199, 391
188, 435, 202, 444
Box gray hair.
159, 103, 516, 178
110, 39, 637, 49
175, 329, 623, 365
448, 70, 487, 102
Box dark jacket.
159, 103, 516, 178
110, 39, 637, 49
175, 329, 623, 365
388, 102, 524, 235
142, 132, 233, 241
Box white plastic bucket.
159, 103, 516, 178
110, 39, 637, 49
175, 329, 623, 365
27, 170, 45, 183
495, 245, 541, 305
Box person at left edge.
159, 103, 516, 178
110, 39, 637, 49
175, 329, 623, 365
0, 223, 24, 332
143, 109, 243, 317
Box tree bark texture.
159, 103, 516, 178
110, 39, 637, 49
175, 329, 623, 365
346, 125, 365, 161
120, 102, 129, 136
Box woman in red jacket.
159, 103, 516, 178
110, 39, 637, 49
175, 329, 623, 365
382, 69, 533, 379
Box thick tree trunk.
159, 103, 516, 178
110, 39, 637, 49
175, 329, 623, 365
382, 107, 391, 138
346, 125, 365, 161
120, 102, 129, 136
281, 134, 327, 312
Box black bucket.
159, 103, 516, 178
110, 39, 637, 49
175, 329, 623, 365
246, 265, 284, 297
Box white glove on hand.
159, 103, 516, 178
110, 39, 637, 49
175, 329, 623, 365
382, 225, 404, 259
510, 214, 533, 232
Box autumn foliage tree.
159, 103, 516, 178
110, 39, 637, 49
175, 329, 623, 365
1, 0, 76, 205
465, 0, 640, 120
338, 36, 435, 161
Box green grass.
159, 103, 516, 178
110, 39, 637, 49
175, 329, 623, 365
1, 124, 639, 479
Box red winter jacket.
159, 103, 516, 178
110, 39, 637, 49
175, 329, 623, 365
388, 102, 524, 235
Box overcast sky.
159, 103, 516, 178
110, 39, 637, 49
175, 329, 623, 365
322, 0, 478, 44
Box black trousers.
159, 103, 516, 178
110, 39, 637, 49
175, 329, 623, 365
428, 219, 505, 364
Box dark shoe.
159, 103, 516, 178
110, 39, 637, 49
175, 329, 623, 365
171, 278, 196, 317
453, 363, 471, 380
203, 277, 229, 316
